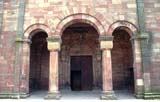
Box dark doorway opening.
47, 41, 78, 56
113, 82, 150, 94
70, 56, 93, 91
29, 31, 49, 92
112, 27, 134, 92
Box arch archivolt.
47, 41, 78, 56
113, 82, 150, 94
108, 20, 138, 36
24, 23, 52, 39
23, 18, 138, 39
55, 13, 106, 36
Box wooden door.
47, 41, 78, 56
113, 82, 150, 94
70, 56, 93, 91
81, 56, 93, 90
70, 57, 82, 91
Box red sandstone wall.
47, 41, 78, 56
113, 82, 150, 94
1, 0, 160, 94
143, 0, 160, 91
24, 0, 138, 34
0, 1, 19, 93
23, 0, 138, 91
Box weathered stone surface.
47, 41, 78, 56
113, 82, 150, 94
0, 0, 160, 100
143, 0, 160, 93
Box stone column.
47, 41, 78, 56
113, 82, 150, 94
99, 36, 116, 100
45, 37, 61, 100
140, 35, 151, 99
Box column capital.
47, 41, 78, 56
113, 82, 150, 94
99, 35, 113, 50
47, 36, 62, 43
47, 36, 61, 51
99, 35, 113, 41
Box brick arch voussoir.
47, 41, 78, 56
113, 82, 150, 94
55, 14, 106, 37
108, 20, 138, 36
24, 24, 52, 39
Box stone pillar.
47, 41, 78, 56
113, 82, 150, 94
21, 38, 31, 97
138, 34, 151, 99
45, 37, 61, 100
14, 38, 31, 98
99, 36, 116, 100
131, 34, 149, 99
131, 36, 144, 98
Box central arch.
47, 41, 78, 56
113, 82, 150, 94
59, 22, 102, 90
55, 14, 106, 37
55, 14, 106, 91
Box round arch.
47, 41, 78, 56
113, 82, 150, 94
55, 13, 106, 36
24, 23, 52, 39
108, 20, 138, 36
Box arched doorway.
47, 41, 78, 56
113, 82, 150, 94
111, 27, 134, 93
29, 31, 49, 92
59, 23, 102, 91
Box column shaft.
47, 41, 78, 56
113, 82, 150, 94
102, 50, 112, 92
101, 49, 116, 100
49, 51, 59, 92
45, 50, 61, 99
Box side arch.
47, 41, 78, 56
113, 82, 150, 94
110, 20, 144, 98
55, 13, 106, 36
24, 23, 52, 38
108, 20, 138, 36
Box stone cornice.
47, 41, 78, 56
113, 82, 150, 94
15, 37, 31, 43
131, 32, 149, 40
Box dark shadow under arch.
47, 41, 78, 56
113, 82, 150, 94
29, 31, 49, 92
111, 27, 134, 92
59, 22, 102, 90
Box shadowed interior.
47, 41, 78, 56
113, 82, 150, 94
29, 31, 49, 92
112, 27, 134, 91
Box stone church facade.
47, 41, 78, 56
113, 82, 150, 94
0, 0, 160, 99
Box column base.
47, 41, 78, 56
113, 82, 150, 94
143, 92, 160, 99
135, 93, 144, 99
100, 91, 117, 100
0, 93, 29, 99
45, 91, 61, 100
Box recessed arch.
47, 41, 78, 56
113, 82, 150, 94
29, 31, 49, 92
55, 13, 106, 36
59, 22, 101, 90
111, 25, 141, 97
24, 23, 52, 39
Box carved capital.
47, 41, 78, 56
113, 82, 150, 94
100, 41, 113, 50
47, 36, 61, 51
99, 35, 113, 50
